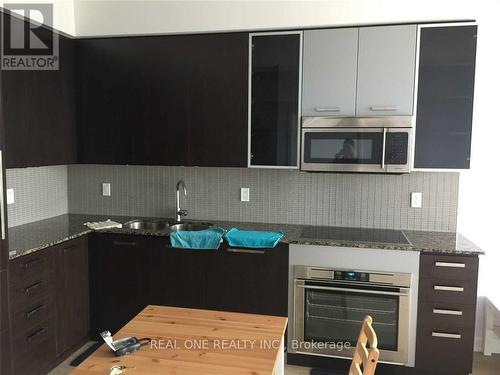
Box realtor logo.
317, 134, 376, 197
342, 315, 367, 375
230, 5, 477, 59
1, 3, 59, 70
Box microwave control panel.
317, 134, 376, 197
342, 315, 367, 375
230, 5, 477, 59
385, 132, 409, 165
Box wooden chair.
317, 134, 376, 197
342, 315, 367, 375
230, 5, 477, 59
348, 315, 380, 375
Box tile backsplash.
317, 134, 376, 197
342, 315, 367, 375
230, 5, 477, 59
67, 165, 459, 232
6, 166, 68, 227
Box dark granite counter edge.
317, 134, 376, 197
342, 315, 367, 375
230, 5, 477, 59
8, 214, 485, 260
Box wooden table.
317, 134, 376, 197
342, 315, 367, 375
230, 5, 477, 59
72, 305, 288, 375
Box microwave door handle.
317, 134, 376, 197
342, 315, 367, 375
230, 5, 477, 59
381, 128, 387, 169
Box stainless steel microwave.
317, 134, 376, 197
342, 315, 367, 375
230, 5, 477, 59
301, 117, 413, 173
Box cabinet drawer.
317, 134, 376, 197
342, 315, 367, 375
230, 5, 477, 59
12, 320, 56, 375
10, 276, 55, 311
416, 325, 474, 373
53, 236, 87, 253
420, 254, 478, 281
10, 250, 53, 286
418, 301, 476, 329
419, 277, 477, 304
11, 295, 55, 333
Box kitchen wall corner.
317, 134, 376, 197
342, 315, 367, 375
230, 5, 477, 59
6, 165, 69, 227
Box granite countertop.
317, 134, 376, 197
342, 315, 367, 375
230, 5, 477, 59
8, 214, 484, 260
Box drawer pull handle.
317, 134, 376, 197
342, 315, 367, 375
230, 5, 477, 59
26, 305, 44, 319
432, 332, 461, 339
314, 106, 340, 112
63, 244, 79, 253
370, 106, 397, 111
227, 248, 266, 254
433, 308, 463, 316
22, 258, 41, 269
25, 281, 42, 294
434, 285, 464, 292
26, 327, 48, 343
435, 261, 465, 268
113, 240, 137, 247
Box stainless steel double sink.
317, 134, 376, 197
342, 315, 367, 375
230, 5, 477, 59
123, 219, 213, 232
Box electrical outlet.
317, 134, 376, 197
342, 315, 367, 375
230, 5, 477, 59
411, 192, 422, 208
6, 188, 14, 205
102, 183, 111, 197
240, 188, 250, 202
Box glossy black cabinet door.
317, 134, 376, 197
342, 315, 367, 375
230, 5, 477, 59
77, 33, 248, 167
414, 25, 477, 169
250, 33, 301, 167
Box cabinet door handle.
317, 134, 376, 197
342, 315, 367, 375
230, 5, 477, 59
113, 240, 137, 247
434, 285, 464, 292
435, 261, 465, 268
370, 106, 397, 111
433, 308, 463, 316
227, 248, 266, 254
26, 305, 44, 319
22, 258, 41, 269
314, 106, 340, 112
25, 281, 42, 294
63, 244, 79, 253
381, 127, 387, 169
26, 327, 48, 343
432, 332, 461, 339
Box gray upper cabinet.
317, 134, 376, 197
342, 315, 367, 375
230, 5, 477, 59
302, 28, 358, 117
356, 25, 417, 116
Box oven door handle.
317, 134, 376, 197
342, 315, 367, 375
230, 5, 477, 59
381, 127, 387, 169
297, 284, 409, 296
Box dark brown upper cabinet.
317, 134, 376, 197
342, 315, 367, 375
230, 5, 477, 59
0, 12, 78, 169
414, 24, 477, 169
77, 33, 248, 167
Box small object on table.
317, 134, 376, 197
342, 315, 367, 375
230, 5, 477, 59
100, 330, 151, 357
109, 366, 136, 375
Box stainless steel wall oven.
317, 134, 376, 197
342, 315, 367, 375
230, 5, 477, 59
292, 265, 411, 364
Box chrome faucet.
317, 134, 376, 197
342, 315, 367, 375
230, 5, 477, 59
175, 180, 188, 222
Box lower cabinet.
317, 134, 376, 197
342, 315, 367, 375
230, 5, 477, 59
9, 248, 57, 375
205, 244, 289, 316
55, 236, 90, 357
1, 329, 12, 375
415, 253, 479, 375
88, 233, 160, 339
88, 234, 290, 340
8, 237, 89, 375
149, 246, 212, 309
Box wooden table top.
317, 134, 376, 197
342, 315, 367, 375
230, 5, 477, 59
72, 305, 288, 375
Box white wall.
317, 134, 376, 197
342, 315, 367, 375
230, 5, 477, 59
73, 0, 479, 37
1, 0, 75, 35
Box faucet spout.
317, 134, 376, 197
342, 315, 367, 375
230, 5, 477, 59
175, 180, 188, 222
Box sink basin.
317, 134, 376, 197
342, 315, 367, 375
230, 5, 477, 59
169, 223, 213, 232
123, 220, 171, 231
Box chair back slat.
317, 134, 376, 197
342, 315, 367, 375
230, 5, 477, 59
348, 315, 380, 375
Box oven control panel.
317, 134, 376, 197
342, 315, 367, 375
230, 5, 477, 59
334, 270, 369, 282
